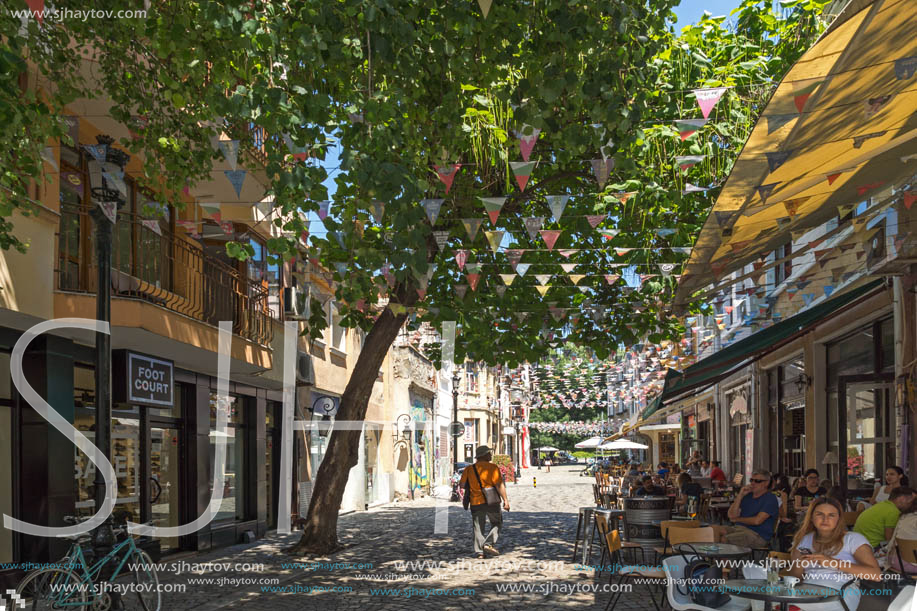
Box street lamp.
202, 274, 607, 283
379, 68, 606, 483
452, 367, 460, 472
85, 135, 130, 552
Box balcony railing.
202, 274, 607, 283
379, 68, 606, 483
56, 204, 273, 346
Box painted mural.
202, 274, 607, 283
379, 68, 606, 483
409, 399, 433, 492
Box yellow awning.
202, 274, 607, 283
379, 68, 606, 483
676, 0, 917, 305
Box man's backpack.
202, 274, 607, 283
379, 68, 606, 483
681, 557, 731, 608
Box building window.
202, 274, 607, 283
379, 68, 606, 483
330, 302, 346, 353
774, 242, 792, 285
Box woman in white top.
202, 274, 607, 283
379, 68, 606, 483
857, 466, 907, 512
789, 497, 882, 611
700, 460, 712, 478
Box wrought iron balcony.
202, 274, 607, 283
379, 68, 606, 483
56, 204, 273, 346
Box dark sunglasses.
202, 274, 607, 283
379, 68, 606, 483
750, 478, 769, 483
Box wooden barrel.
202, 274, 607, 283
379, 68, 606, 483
623, 496, 670, 550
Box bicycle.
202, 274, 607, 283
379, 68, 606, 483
15, 515, 161, 610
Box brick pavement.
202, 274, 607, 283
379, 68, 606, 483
130, 465, 648, 610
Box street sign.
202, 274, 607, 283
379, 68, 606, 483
450, 421, 465, 437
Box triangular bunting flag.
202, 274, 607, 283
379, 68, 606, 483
477, 0, 492, 18
864, 95, 893, 119
515, 125, 541, 161
455, 284, 468, 299
505, 249, 524, 270
97, 200, 117, 224
903, 192, 917, 210
100, 163, 127, 197
462, 218, 483, 240
656, 228, 676, 237
467, 274, 481, 291
485, 230, 504, 253
675, 155, 705, 171
590, 159, 614, 188
421, 199, 444, 225
84, 143, 108, 163
539, 229, 561, 250
317, 200, 331, 220
765, 151, 792, 173
434, 164, 461, 193
599, 229, 619, 240
569, 274, 586, 285
756, 183, 778, 201
481, 197, 507, 225
793, 79, 824, 113
499, 274, 516, 286
558, 249, 577, 258
217, 140, 240, 170
560, 263, 576, 273
802, 293, 816, 306
140, 219, 162, 235
586, 214, 605, 228
455, 250, 469, 271
224, 170, 246, 198
536, 285, 551, 297
614, 247, 632, 256
433, 230, 450, 251
895, 56, 917, 80
674, 118, 707, 140
510, 161, 536, 191
765, 114, 797, 134
220, 220, 234, 236
826, 172, 843, 185
546, 195, 570, 219
693, 87, 728, 119
523, 217, 544, 240
683, 183, 709, 194
823, 285, 834, 298
535, 275, 552, 286
200, 203, 222, 222
604, 274, 620, 285
516, 263, 531, 276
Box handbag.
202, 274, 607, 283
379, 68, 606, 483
472, 465, 502, 506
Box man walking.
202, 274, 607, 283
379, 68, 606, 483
460, 445, 510, 558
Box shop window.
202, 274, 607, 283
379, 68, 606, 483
209, 393, 247, 521
774, 242, 792, 285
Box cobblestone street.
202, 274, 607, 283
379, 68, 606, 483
146, 465, 644, 610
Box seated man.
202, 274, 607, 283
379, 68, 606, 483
709, 461, 727, 487
676, 472, 704, 512
854, 486, 917, 548
714, 469, 778, 547
633, 475, 665, 497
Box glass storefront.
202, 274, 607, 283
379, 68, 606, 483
826, 317, 895, 489
364, 426, 381, 506
209, 393, 247, 522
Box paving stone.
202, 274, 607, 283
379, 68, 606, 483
137, 466, 646, 610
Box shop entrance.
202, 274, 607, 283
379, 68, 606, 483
144, 420, 183, 553
836, 375, 894, 497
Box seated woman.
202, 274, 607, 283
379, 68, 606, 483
794, 469, 827, 511
788, 497, 882, 611
857, 466, 908, 512
699, 460, 712, 478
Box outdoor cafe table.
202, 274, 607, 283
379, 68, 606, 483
673, 542, 752, 560
720, 579, 841, 611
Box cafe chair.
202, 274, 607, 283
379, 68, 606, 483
658, 526, 715, 562
604, 530, 667, 611
842, 511, 859, 529
655, 520, 700, 558
889, 586, 916, 611
662, 554, 751, 611
892, 537, 917, 581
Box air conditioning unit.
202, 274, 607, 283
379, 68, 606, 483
283, 285, 309, 320
296, 351, 315, 386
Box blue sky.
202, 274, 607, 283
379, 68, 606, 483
672, 0, 746, 27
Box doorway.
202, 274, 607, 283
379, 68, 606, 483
147, 423, 182, 552
836, 375, 894, 497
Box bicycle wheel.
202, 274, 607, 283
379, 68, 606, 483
131, 549, 160, 611
16, 567, 89, 609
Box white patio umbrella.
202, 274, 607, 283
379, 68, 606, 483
574, 436, 603, 449
599, 439, 648, 450
535, 446, 560, 452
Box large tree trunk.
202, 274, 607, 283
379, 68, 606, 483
288, 305, 409, 554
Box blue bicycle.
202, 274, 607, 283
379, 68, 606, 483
15, 515, 160, 610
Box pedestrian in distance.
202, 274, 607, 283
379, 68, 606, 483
460, 445, 510, 559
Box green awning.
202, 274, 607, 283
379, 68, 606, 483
661, 279, 883, 405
